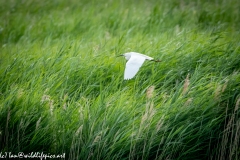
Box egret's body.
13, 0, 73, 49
119, 52, 160, 80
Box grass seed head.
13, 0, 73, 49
221, 80, 228, 93
63, 103, 67, 110
149, 102, 156, 118
146, 86, 155, 99
214, 85, 222, 100
36, 117, 42, 130
235, 97, 240, 112
182, 73, 190, 95
184, 97, 193, 106
75, 125, 83, 136
156, 117, 164, 132
93, 135, 101, 143
41, 94, 51, 103
50, 100, 54, 115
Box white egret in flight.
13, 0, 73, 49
118, 52, 161, 80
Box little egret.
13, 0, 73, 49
118, 52, 161, 80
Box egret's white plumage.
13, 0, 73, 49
119, 52, 160, 80
124, 54, 146, 80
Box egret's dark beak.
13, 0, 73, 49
117, 54, 124, 57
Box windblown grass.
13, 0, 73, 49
0, 0, 239, 159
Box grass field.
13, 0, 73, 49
0, 0, 240, 159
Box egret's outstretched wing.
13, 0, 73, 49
124, 55, 146, 80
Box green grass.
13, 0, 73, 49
0, 0, 240, 159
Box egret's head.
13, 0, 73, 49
117, 53, 131, 60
